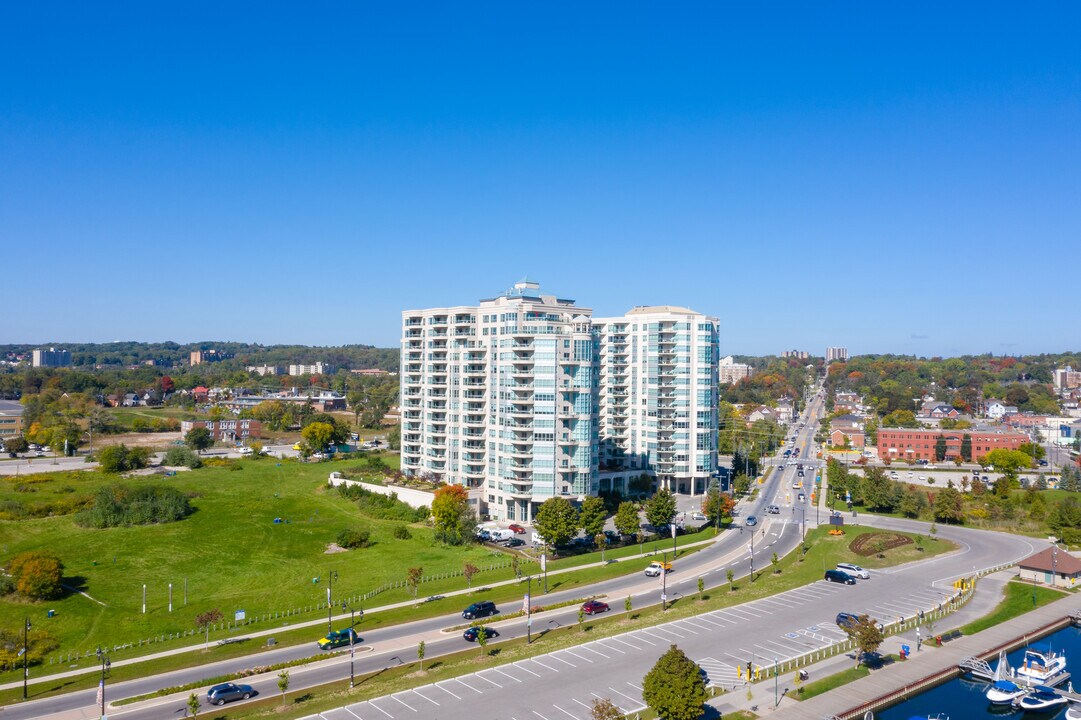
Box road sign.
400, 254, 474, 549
523, 594, 530, 614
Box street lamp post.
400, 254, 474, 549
662, 551, 668, 611
326, 571, 339, 634
749, 528, 756, 582
22, 617, 30, 700
526, 575, 533, 644
671, 522, 677, 558
340, 601, 361, 688
95, 646, 110, 719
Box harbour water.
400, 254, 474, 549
877, 625, 1081, 719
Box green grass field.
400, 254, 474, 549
958, 580, 1066, 635
0, 455, 516, 662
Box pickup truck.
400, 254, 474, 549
644, 561, 673, 577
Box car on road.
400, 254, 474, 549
508, 524, 526, 534
836, 563, 870, 579
824, 569, 856, 585
918, 475, 928, 481
797, 493, 806, 502
745, 515, 758, 526
889, 471, 899, 478
463, 626, 499, 642
318, 628, 360, 649
581, 600, 610, 615
766, 505, 780, 515
691, 512, 707, 522
207, 682, 255, 705
462, 600, 498, 620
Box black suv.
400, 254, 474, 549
462, 600, 498, 620
835, 611, 859, 628
825, 570, 856, 585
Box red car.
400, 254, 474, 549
581, 600, 610, 615
508, 524, 526, 534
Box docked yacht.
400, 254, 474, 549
986, 650, 1028, 705
1016, 645, 1068, 686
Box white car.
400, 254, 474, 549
836, 563, 870, 579
691, 512, 707, 521
237, 447, 254, 456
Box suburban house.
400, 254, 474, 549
834, 391, 862, 414
775, 398, 795, 425
180, 419, 262, 442
747, 406, 778, 423
1017, 548, 1081, 588
192, 386, 210, 402
984, 400, 1018, 420
829, 414, 866, 449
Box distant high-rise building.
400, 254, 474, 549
781, 349, 809, 360
718, 355, 753, 384
246, 364, 282, 376
288, 362, 333, 376
826, 347, 849, 362
32, 348, 71, 368
400, 280, 720, 522
189, 349, 233, 365
1054, 366, 1081, 390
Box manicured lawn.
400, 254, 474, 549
958, 580, 1066, 636
797, 664, 870, 699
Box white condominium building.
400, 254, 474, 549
401, 280, 719, 522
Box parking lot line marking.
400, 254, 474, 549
575, 697, 597, 711
366, 700, 394, 718
589, 692, 627, 712
681, 618, 714, 631
552, 704, 578, 719
516, 662, 541, 677
608, 686, 641, 705
531, 657, 559, 672
609, 636, 643, 650
435, 683, 461, 700
580, 644, 609, 659
656, 624, 688, 637
411, 690, 438, 706
630, 632, 657, 645
564, 649, 592, 663
477, 673, 502, 688
644, 628, 679, 642
551, 653, 577, 667
344, 707, 363, 720
532, 711, 551, 720
493, 668, 523, 683
597, 639, 625, 654
391, 695, 417, 713
454, 678, 483, 694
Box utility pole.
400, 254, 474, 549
662, 551, 668, 611
526, 576, 533, 644
326, 570, 338, 634
22, 617, 30, 700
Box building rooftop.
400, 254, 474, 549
0, 400, 23, 416
1018, 547, 1081, 575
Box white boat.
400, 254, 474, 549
1016, 645, 1067, 686
1015, 685, 1068, 712
986, 650, 1027, 705
1065, 706, 1081, 720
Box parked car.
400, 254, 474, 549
825, 570, 856, 585
581, 600, 610, 615
505, 538, 525, 548
508, 524, 526, 534
462, 601, 498, 620
745, 515, 758, 526
463, 626, 499, 642
318, 628, 359, 650
836, 563, 870, 579
835, 611, 860, 628
1039, 459, 1049, 467
476, 530, 492, 542
207, 682, 255, 705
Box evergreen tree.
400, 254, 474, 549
960, 434, 973, 462
642, 645, 707, 720
934, 435, 947, 462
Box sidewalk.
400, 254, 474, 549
707, 570, 1078, 718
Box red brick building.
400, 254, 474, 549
877, 428, 1026, 462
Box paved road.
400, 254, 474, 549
12, 395, 890, 713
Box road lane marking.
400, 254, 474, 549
532, 711, 551, 720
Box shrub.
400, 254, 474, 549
335, 484, 429, 522
393, 525, 412, 540
0, 574, 15, 595
75, 484, 192, 528
163, 446, 203, 469
7, 550, 64, 599
97, 444, 152, 473
336, 527, 372, 549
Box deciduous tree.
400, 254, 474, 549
185, 426, 213, 454
430, 485, 474, 545
534, 497, 579, 549
7, 550, 64, 599
643, 488, 677, 530
614, 501, 640, 538
195, 608, 223, 650
579, 496, 607, 539
843, 615, 885, 668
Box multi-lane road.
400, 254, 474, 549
6, 392, 1047, 720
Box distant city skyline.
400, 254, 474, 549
2, 4, 1079, 356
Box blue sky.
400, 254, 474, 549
2, 3, 1078, 357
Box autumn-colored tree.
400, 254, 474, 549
431, 485, 474, 545
406, 567, 423, 605
195, 608, 224, 650
7, 550, 64, 600
463, 562, 479, 589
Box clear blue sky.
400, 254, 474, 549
2, 3, 1078, 357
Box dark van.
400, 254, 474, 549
835, 611, 859, 628
462, 600, 498, 620
825, 570, 856, 586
